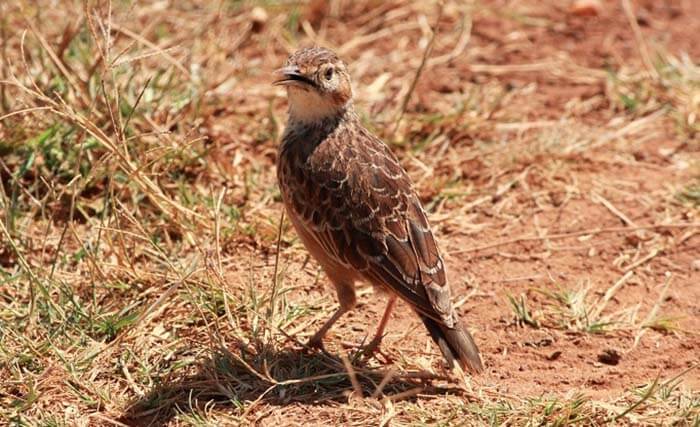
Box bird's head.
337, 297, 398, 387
274, 47, 353, 122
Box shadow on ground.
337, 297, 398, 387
118, 342, 464, 426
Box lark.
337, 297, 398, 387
274, 47, 483, 374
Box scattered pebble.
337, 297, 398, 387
250, 7, 268, 32
525, 337, 553, 348
598, 349, 621, 365
547, 350, 562, 361
570, 0, 603, 17
692, 259, 700, 271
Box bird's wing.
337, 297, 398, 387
299, 128, 456, 327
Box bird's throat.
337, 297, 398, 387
287, 88, 350, 124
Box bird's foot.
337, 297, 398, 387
342, 337, 394, 363
305, 335, 326, 352
361, 337, 382, 357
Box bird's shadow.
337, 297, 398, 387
119, 340, 465, 426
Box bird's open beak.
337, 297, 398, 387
273, 65, 316, 88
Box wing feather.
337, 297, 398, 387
291, 128, 456, 326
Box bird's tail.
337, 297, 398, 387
419, 315, 484, 374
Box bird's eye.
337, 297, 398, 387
324, 67, 334, 80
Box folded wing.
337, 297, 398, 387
295, 128, 456, 327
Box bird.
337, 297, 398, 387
274, 46, 483, 374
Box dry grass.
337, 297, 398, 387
1, 0, 699, 425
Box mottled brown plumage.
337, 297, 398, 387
275, 47, 483, 373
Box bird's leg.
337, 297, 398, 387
307, 307, 349, 349
362, 294, 397, 357
306, 280, 356, 350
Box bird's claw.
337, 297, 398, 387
305, 337, 326, 352
342, 338, 394, 363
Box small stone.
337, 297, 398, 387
547, 350, 562, 361
250, 7, 268, 32
570, 0, 603, 17
692, 259, 700, 271
597, 349, 621, 365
